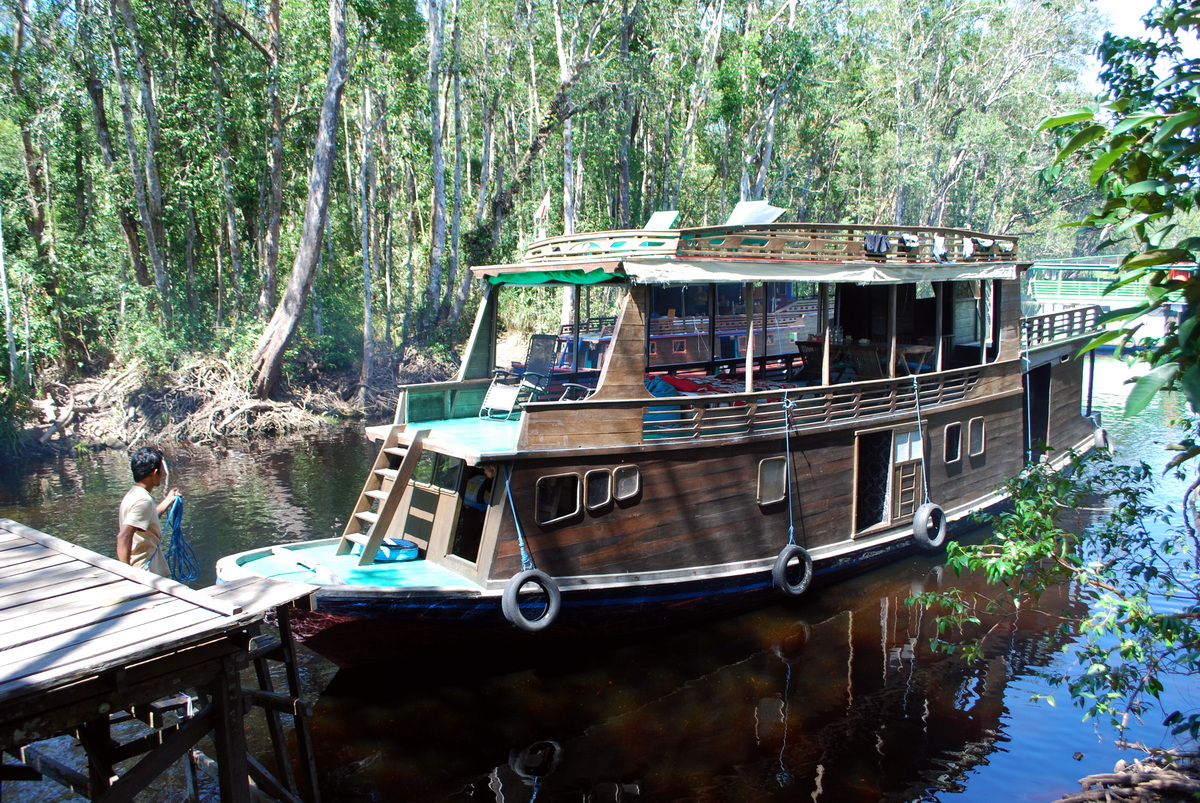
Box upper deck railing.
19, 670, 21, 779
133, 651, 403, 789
523, 224, 1018, 266
1021, 305, 1102, 350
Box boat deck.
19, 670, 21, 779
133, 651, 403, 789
241, 540, 483, 589
370, 417, 522, 459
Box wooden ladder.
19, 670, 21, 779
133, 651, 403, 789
335, 428, 428, 566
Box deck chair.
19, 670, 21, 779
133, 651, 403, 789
479, 334, 557, 420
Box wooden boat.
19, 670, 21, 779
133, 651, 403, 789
216, 219, 1105, 667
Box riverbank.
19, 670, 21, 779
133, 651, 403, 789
10, 347, 458, 457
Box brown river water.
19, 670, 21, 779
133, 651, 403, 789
1, 357, 1194, 802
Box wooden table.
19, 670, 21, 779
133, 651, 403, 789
0, 518, 317, 802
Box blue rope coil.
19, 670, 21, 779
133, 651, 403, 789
161, 496, 200, 582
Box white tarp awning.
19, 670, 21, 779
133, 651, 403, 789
619, 257, 1019, 285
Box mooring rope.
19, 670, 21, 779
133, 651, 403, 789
156, 496, 200, 582
504, 464, 535, 571
910, 376, 931, 505
782, 391, 798, 546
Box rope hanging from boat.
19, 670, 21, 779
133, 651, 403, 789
910, 376, 931, 505
781, 391, 798, 546
160, 496, 200, 582
503, 464, 535, 571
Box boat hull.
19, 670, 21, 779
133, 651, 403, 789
274, 521, 974, 668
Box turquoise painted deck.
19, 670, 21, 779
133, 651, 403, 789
245, 543, 482, 589
411, 416, 521, 455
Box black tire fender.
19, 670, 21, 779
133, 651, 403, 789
772, 544, 814, 597
502, 569, 562, 632
912, 502, 948, 551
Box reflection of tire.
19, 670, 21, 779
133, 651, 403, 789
512, 739, 563, 778
912, 502, 947, 551
1095, 427, 1112, 451
501, 569, 561, 632
910, 564, 945, 597
772, 544, 813, 597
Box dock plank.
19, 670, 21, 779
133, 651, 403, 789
0, 600, 216, 679
0, 590, 163, 649
0, 573, 129, 613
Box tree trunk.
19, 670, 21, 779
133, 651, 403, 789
1, 212, 17, 384
250, 0, 347, 400
448, 3, 468, 323
113, 0, 167, 303
9, 2, 49, 264
108, 9, 166, 306
359, 83, 376, 404
426, 0, 447, 329
210, 2, 245, 321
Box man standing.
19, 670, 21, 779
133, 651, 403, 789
116, 446, 179, 576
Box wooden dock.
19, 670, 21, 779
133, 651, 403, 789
0, 518, 320, 802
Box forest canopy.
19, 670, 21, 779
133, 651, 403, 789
0, 0, 1105, 405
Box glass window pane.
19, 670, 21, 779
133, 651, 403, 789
758, 457, 787, 505
614, 465, 640, 500
969, 417, 986, 456
585, 470, 612, 510
536, 474, 581, 525
944, 423, 962, 464
433, 455, 462, 490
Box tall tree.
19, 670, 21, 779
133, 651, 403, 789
250, 0, 348, 399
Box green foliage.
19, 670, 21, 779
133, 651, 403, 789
912, 449, 1200, 739
1041, 0, 1200, 429
0, 384, 31, 455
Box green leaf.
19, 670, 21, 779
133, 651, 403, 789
1153, 110, 1200, 145
1121, 179, 1171, 196
1039, 109, 1097, 131
1112, 113, 1166, 136
1077, 330, 1125, 356
1124, 249, 1192, 268
1056, 125, 1108, 164
1090, 141, 1137, 186
1125, 363, 1180, 417
1180, 363, 1200, 410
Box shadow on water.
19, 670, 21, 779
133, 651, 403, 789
311, 546, 1087, 803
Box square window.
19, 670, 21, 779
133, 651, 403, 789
968, 417, 986, 456
613, 465, 640, 500
536, 474, 582, 526
433, 455, 463, 491
944, 423, 962, 464
673, 340, 687, 353
585, 470, 612, 510
758, 457, 787, 505
894, 430, 922, 463
649, 341, 658, 355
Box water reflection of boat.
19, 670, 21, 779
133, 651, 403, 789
310, 557, 1088, 801
218, 215, 1104, 667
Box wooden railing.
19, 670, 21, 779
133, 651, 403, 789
641, 370, 981, 441
1021, 305, 1103, 350
521, 224, 1018, 266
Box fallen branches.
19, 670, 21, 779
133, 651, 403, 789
1061, 754, 1200, 803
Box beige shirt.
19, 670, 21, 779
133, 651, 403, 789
119, 485, 169, 576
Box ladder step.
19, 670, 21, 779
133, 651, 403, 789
365, 490, 389, 502
355, 510, 379, 525
375, 468, 398, 481
343, 532, 371, 546
383, 447, 407, 458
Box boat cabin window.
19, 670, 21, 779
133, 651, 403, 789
495, 283, 623, 396
944, 423, 962, 464
412, 452, 463, 491
536, 474, 582, 526
647, 282, 821, 374
585, 470, 612, 511
613, 465, 640, 501
968, 417, 986, 457
757, 457, 788, 505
